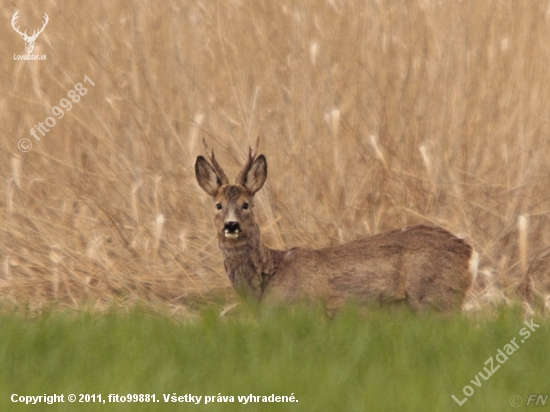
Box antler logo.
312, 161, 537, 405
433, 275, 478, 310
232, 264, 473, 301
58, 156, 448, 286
11, 10, 49, 54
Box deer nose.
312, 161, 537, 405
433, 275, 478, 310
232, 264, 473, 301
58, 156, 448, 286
224, 221, 240, 233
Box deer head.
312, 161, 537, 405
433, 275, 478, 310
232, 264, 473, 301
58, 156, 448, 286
12, 11, 49, 54
195, 139, 267, 247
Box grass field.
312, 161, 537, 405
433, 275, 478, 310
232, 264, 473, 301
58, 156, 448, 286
1, 306, 548, 411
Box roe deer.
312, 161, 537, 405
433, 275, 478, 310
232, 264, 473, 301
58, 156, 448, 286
195, 141, 478, 313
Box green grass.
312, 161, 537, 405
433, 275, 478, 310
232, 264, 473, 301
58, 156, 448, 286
0, 306, 548, 411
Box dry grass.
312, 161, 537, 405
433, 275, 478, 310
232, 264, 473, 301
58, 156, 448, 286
1, 0, 550, 313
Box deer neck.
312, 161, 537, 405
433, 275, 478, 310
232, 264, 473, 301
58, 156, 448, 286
218, 225, 285, 300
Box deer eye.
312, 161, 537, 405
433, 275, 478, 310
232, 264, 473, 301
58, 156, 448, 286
216, 203, 223, 210
242, 202, 249, 210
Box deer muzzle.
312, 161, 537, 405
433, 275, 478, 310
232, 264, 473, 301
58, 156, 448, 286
223, 221, 241, 239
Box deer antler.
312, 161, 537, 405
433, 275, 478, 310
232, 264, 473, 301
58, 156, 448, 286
11, 11, 48, 40
11, 11, 27, 38
28, 13, 49, 41
202, 138, 229, 185
236, 136, 260, 186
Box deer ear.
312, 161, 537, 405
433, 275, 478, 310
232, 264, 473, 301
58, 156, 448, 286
243, 155, 267, 194
195, 156, 222, 196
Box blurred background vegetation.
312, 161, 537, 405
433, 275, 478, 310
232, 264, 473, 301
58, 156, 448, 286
0, 0, 549, 313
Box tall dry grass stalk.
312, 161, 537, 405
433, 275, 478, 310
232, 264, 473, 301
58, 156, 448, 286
0, 1, 549, 312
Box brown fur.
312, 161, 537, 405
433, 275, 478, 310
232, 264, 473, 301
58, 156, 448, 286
195, 145, 476, 313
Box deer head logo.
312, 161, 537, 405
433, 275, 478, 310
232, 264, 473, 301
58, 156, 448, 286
11, 11, 49, 54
